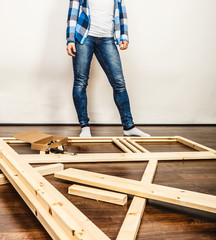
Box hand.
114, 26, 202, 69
67, 42, 76, 57
119, 40, 128, 50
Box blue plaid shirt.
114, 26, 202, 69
66, 0, 129, 46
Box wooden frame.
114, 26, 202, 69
2, 136, 215, 164
0, 139, 110, 240
0, 135, 216, 240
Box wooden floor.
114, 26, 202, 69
0, 125, 216, 240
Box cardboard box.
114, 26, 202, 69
13, 130, 68, 151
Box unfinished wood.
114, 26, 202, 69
2, 136, 178, 144
69, 139, 113, 143
126, 139, 150, 153
117, 159, 158, 240
34, 164, 64, 176
176, 136, 216, 154
68, 184, 127, 206
55, 168, 216, 214
0, 171, 8, 185
0, 157, 72, 240
67, 137, 177, 141
118, 139, 141, 153
4, 140, 26, 144
112, 138, 132, 153
0, 140, 110, 240
0, 163, 64, 186
40, 151, 46, 154
20, 151, 216, 164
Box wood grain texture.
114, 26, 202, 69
68, 185, 127, 206
0, 164, 64, 185
55, 167, 216, 213
0, 125, 216, 240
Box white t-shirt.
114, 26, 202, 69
88, 0, 115, 37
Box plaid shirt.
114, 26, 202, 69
66, 0, 129, 46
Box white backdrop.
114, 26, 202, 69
0, 0, 216, 124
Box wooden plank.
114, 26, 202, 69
0, 139, 110, 240
0, 171, 8, 185
34, 163, 64, 176
0, 158, 73, 240
68, 139, 113, 143
0, 163, 64, 186
118, 139, 141, 153
55, 168, 216, 214
68, 184, 127, 206
67, 136, 177, 141
176, 136, 216, 154
20, 151, 216, 163
125, 139, 150, 153
117, 159, 158, 240
134, 139, 177, 143
112, 138, 133, 153
1, 136, 178, 144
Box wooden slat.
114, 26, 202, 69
1, 136, 178, 144
0, 140, 110, 240
118, 139, 141, 153
117, 159, 158, 240
0, 163, 64, 185
125, 139, 150, 153
67, 136, 177, 141
112, 138, 133, 153
68, 184, 127, 206
20, 151, 216, 164
0, 171, 8, 185
55, 168, 216, 214
0, 158, 72, 240
176, 136, 216, 154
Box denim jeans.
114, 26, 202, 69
72, 35, 135, 130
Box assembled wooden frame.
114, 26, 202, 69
0, 136, 216, 240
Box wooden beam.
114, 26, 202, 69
2, 136, 178, 144
117, 159, 158, 240
67, 136, 178, 141
112, 138, 133, 153
68, 184, 127, 206
0, 139, 110, 240
0, 171, 8, 185
20, 151, 216, 164
176, 136, 216, 154
1, 158, 73, 240
55, 168, 216, 214
125, 139, 150, 153
118, 139, 142, 153
0, 163, 64, 185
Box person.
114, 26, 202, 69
66, 0, 151, 137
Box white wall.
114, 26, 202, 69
0, 0, 216, 124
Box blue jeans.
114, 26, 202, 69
72, 35, 135, 130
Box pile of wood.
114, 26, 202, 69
0, 133, 215, 240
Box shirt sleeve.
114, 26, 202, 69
119, 0, 129, 43
66, 0, 81, 45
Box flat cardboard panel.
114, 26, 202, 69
14, 130, 52, 143
13, 130, 68, 151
